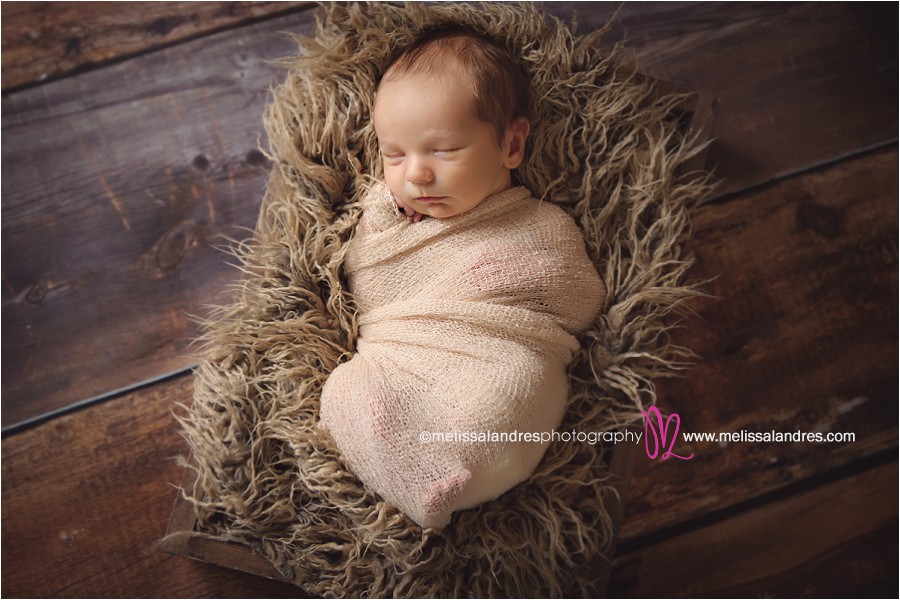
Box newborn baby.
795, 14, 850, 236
319, 27, 605, 528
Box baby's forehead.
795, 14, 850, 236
374, 67, 480, 123
380, 55, 474, 92
374, 74, 479, 128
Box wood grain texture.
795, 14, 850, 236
608, 461, 899, 598
619, 145, 898, 540
545, 1, 898, 196
1, 8, 318, 429
1, 1, 311, 90
0, 374, 304, 598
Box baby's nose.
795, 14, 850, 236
406, 158, 434, 185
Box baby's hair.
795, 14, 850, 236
380, 25, 531, 145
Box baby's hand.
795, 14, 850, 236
392, 193, 425, 224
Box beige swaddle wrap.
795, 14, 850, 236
319, 183, 605, 528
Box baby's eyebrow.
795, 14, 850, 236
423, 129, 460, 141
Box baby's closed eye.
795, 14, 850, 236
434, 147, 462, 156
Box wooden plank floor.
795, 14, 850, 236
2, 2, 897, 597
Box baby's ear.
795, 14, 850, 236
503, 117, 531, 169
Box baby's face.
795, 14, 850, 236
373, 70, 516, 219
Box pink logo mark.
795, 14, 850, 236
641, 406, 695, 461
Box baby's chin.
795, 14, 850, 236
417, 203, 459, 219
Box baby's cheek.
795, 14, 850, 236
382, 171, 404, 200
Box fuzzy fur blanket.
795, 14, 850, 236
178, 2, 711, 597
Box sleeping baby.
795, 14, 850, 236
319, 27, 606, 528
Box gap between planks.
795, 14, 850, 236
0, 365, 196, 439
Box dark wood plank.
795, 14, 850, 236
589, 437, 639, 596
0, 374, 303, 598
1, 1, 311, 90
619, 145, 898, 540
608, 461, 898, 598
1, 8, 318, 429
545, 1, 898, 196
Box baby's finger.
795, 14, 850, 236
392, 194, 413, 217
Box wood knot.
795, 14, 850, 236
24, 281, 48, 306
245, 149, 269, 167
63, 37, 82, 58
795, 197, 844, 239
192, 154, 210, 171
57, 528, 85, 547
139, 221, 199, 279
148, 16, 178, 36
